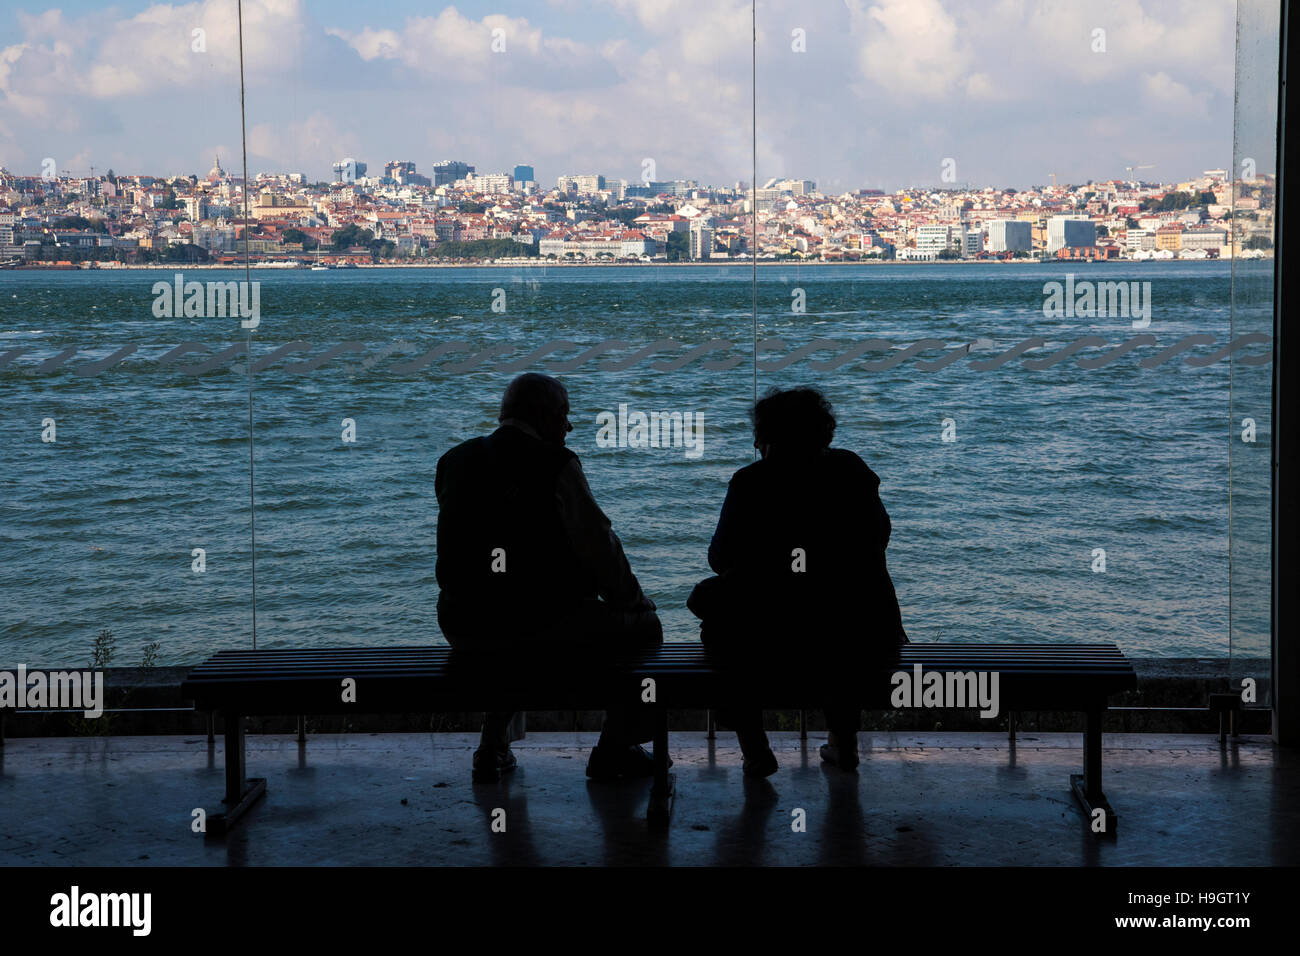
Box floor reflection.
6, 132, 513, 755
471, 768, 543, 867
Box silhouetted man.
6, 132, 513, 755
436, 372, 662, 782
688, 386, 907, 777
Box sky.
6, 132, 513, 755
0, 0, 1249, 192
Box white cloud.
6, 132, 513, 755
1141, 70, 1211, 116
595, 0, 751, 65
0, 0, 1240, 188
326, 27, 402, 62
851, 0, 971, 98
248, 112, 359, 167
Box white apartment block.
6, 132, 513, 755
1182, 227, 1228, 251
915, 224, 957, 256
689, 222, 715, 259
1047, 216, 1096, 252
988, 219, 1032, 252
1126, 229, 1157, 252
469, 173, 514, 195
557, 174, 605, 194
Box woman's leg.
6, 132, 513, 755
822, 707, 861, 770
716, 708, 766, 746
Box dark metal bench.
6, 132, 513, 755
180, 642, 1136, 835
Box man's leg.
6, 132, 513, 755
821, 707, 861, 771
594, 606, 662, 748
532, 601, 661, 748
481, 711, 517, 750
444, 631, 525, 780
471, 710, 520, 782
538, 602, 666, 779
715, 707, 778, 777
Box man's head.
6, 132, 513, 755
751, 385, 836, 458
499, 372, 573, 445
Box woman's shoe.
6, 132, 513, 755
736, 728, 778, 777
586, 744, 670, 780
471, 746, 518, 783
742, 748, 779, 777
819, 742, 860, 772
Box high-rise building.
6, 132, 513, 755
988, 219, 1032, 252
469, 173, 514, 195
381, 162, 430, 187
915, 224, 957, 256
763, 178, 816, 196
557, 174, 606, 195
513, 165, 535, 185
383, 161, 417, 184
432, 160, 474, 187
689, 218, 715, 259
332, 158, 367, 183
1047, 216, 1096, 252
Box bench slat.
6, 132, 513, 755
180, 643, 1137, 715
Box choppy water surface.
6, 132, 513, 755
0, 262, 1269, 663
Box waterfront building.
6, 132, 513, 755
916, 223, 958, 256
1182, 226, 1228, 252
988, 219, 1032, 252
1156, 224, 1184, 251
689, 218, 715, 259
1126, 229, 1157, 252
1046, 215, 1096, 252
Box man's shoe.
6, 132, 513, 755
742, 747, 779, 778
472, 746, 517, 783
819, 742, 860, 772
586, 744, 668, 780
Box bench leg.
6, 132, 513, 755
207, 711, 266, 838
647, 709, 675, 827
1070, 706, 1117, 836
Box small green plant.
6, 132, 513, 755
90, 628, 116, 669
139, 641, 161, 670
73, 629, 118, 736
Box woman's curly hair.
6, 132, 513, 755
751, 386, 836, 451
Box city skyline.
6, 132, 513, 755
5, 153, 1266, 267
0, 153, 1236, 196
0, 0, 1240, 191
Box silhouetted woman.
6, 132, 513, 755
688, 386, 907, 776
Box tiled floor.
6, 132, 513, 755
1, 731, 1296, 866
